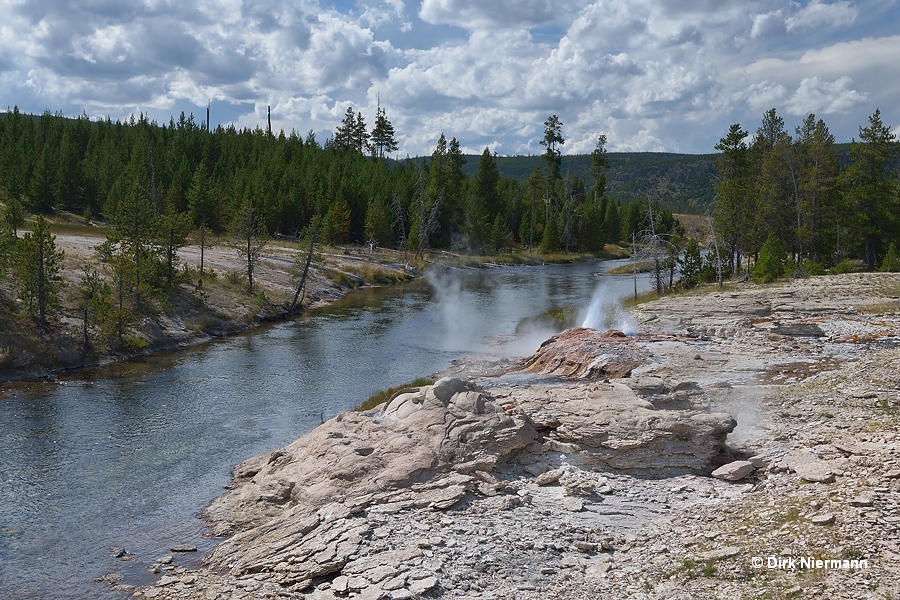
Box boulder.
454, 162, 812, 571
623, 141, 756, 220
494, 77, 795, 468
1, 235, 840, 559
810, 513, 836, 525
711, 460, 756, 481
507, 382, 735, 472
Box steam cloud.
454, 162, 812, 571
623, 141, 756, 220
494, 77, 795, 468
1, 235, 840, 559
578, 282, 639, 335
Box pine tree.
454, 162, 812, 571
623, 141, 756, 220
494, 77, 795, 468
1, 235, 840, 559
839, 109, 900, 269
753, 232, 788, 282
153, 201, 193, 288
678, 238, 703, 288
794, 114, 840, 265
13, 215, 65, 326
881, 242, 900, 272
322, 196, 351, 245
353, 111, 370, 154
751, 109, 796, 260
30, 145, 55, 213
445, 138, 467, 228
540, 210, 560, 253
364, 197, 393, 246
4, 196, 25, 237
540, 115, 565, 183
228, 196, 268, 294
370, 105, 398, 159
522, 167, 544, 249
713, 123, 750, 273
589, 134, 609, 202
74, 265, 112, 352
111, 171, 157, 306
335, 107, 356, 150
468, 148, 500, 249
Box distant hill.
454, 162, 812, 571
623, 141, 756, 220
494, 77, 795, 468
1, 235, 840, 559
463, 152, 719, 215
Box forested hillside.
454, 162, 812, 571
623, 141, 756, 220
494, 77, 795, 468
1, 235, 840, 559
1, 105, 897, 288
487, 153, 718, 214
0, 108, 679, 258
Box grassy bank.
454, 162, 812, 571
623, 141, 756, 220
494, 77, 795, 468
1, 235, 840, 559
429, 244, 631, 268
355, 378, 435, 412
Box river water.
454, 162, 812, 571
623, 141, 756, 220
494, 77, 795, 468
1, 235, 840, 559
0, 260, 649, 599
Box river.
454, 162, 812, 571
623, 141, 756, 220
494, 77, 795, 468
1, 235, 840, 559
0, 259, 650, 599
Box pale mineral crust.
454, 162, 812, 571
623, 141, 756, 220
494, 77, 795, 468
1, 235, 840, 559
128, 272, 900, 600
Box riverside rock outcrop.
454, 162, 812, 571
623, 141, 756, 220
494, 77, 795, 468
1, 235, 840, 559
203, 378, 537, 581
131, 272, 900, 600
166, 361, 736, 598
492, 380, 735, 472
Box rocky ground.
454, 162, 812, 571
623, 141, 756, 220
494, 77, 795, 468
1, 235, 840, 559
109, 272, 900, 600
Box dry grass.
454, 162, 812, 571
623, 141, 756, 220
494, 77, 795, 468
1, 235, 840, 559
856, 300, 900, 314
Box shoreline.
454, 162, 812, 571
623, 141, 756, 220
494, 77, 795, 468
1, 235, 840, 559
0, 225, 625, 385
118, 272, 900, 600
0, 233, 420, 384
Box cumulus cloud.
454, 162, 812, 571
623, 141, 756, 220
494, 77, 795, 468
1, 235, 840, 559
751, 11, 787, 39
0, 0, 896, 155
744, 81, 791, 114
785, 76, 869, 114
418, 0, 559, 29
751, 1, 857, 39
786, 0, 857, 32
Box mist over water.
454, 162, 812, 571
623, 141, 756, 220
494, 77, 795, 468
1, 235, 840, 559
424, 262, 646, 358
425, 268, 473, 353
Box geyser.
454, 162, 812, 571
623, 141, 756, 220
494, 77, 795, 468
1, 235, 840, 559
579, 282, 639, 334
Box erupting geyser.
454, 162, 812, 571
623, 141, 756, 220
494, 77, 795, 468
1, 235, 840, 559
579, 282, 639, 335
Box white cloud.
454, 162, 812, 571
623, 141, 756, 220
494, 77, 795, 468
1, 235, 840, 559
785, 76, 869, 115
0, 0, 897, 156
786, 0, 857, 32
418, 0, 559, 29
750, 1, 857, 39
751, 11, 787, 39
744, 81, 791, 114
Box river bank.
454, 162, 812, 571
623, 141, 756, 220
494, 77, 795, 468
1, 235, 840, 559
1, 224, 626, 383
115, 272, 900, 600
0, 229, 419, 383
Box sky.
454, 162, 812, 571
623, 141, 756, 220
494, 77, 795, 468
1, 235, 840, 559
1, 0, 898, 157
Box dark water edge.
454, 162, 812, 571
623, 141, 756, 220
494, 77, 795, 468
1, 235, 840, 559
0, 260, 650, 599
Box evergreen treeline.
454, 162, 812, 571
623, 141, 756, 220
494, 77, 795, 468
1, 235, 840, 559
713, 108, 900, 274
0, 107, 662, 259
479, 152, 718, 214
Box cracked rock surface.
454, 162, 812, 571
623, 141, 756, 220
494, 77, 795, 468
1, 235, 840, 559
124, 272, 900, 600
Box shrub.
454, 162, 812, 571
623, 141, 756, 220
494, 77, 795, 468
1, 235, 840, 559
123, 336, 148, 352
831, 259, 856, 274
253, 289, 271, 308
880, 242, 900, 272
224, 269, 246, 286
752, 232, 787, 283
801, 259, 825, 277
699, 252, 730, 283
